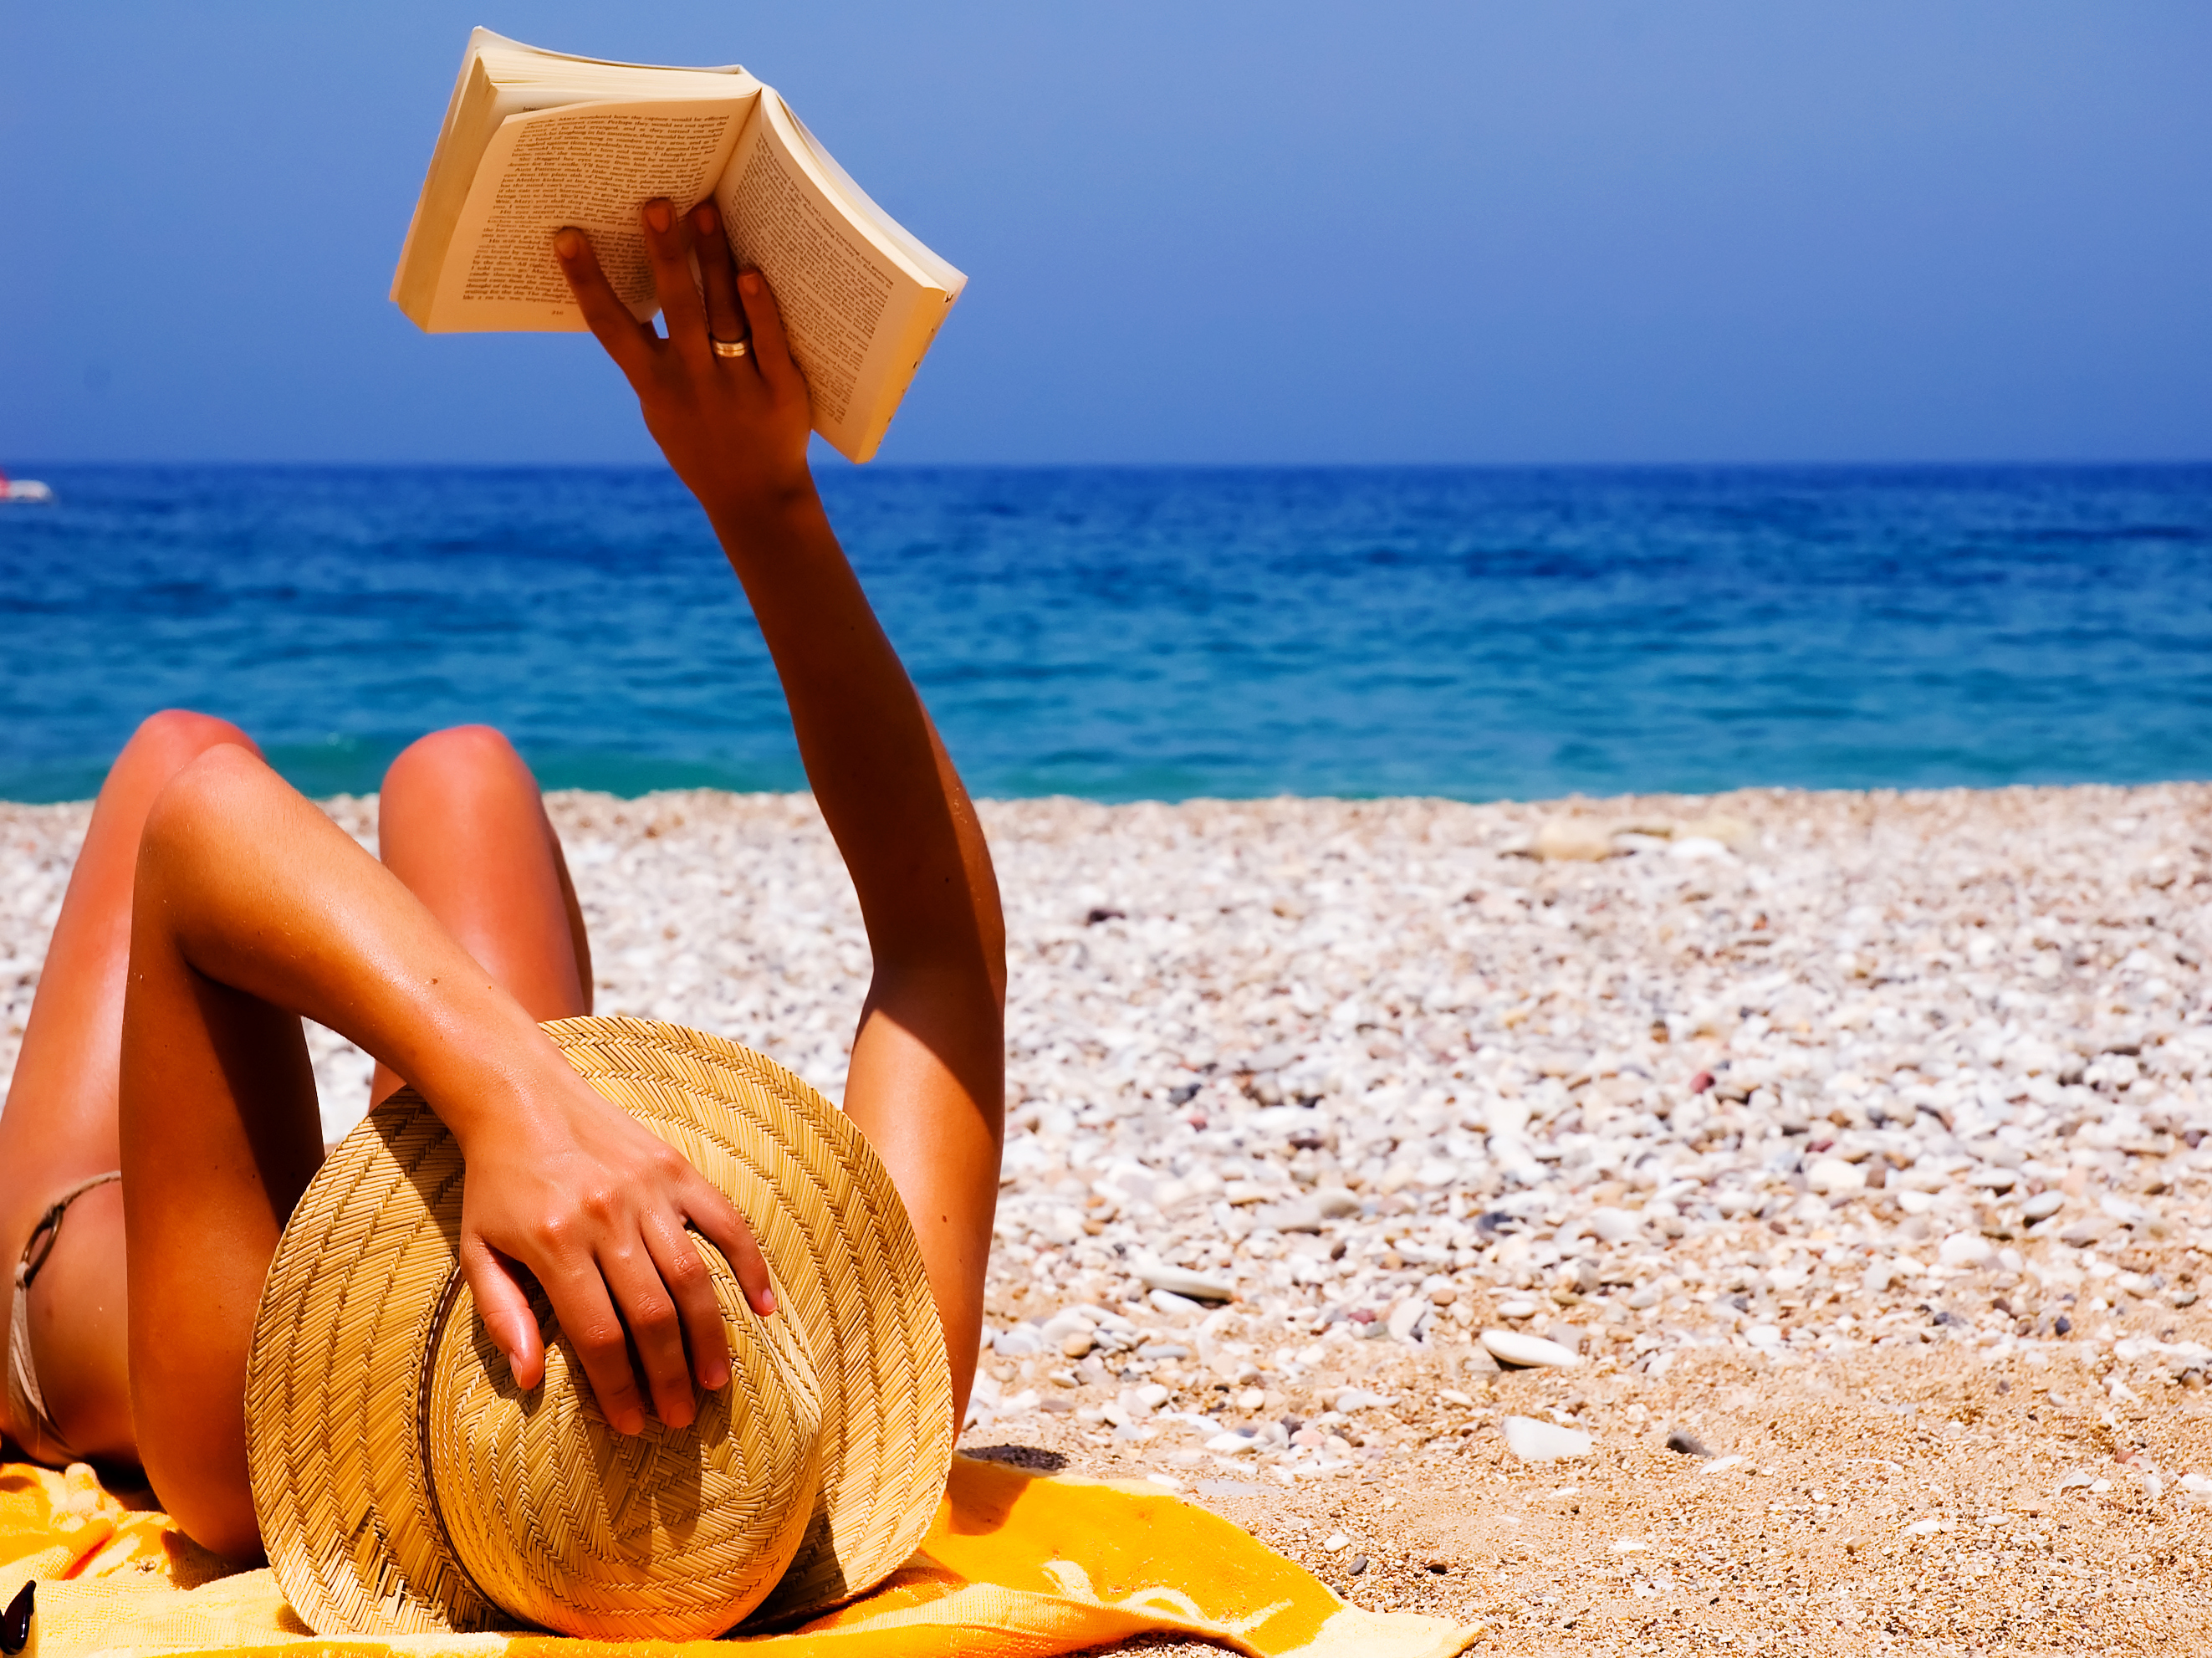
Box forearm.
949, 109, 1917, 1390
702, 486, 1005, 995
133, 745, 554, 1138
708, 487, 1007, 1409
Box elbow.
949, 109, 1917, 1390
980, 910, 1008, 1009
973, 857, 1008, 1006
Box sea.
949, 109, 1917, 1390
2, 464, 2209, 806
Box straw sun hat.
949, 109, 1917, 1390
243, 1016, 953, 1640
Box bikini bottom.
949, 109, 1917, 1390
6, 1171, 121, 1466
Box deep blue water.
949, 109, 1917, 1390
1, 464, 2208, 804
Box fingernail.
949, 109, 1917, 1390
553, 228, 582, 258
740, 272, 761, 295
644, 200, 672, 231
2, 1579, 32, 1656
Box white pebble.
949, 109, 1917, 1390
1387, 1297, 1428, 1343
1481, 1328, 1584, 1369
1137, 1264, 1236, 1302
1668, 836, 1730, 861
1938, 1231, 1996, 1270
1332, 1387, 1397, 1412
1502, 1415, 1593, 1461
1806, 1157, 1865, 1195
1590, 1206, 1644, 1245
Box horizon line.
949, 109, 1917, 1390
8, 456, 2212, 475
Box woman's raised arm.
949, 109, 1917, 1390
556, 201, 1006, 1421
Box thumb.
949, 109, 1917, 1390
461, 1236, 545, 1389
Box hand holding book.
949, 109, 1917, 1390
395, 30, 965, 462
554, 200, 814, 519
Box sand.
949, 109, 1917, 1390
5, 780, 2212, 1654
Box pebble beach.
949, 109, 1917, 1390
7, 781, 2212, 1653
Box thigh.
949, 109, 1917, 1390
120, 842, 323, 1560
371, 727, 589, 1099
0, 710, 258, 1463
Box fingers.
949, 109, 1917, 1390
541, 1256, 649, 1435
691, 202, 749, 353
460, 1236, 546, 1389
639, 199, 710, 359
684, 1175, 779, 1319
643, 1211, 733, 1393
553, 228, 655, 380
597, 1237, 700, 1432
736, 268, 806, 399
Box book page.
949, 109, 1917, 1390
779, 106, 967, 296
424, 96, 756, 333
392, 29, 758, 327
715, 96, 960, 462
718, 131, 897, 433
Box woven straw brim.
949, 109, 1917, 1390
245, 1016, 952, 1638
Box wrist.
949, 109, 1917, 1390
698, 466, 820, 535
407, 1011, 570, 1152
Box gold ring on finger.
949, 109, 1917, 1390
710, 335, 751, 359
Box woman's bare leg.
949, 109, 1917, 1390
0, 718, 585, 1478
0, 710, 260, 1466
120, 776, 324, 1555
119, 729, 581, 1551
370, 725, 591, 1104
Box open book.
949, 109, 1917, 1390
392, 29, 966, 463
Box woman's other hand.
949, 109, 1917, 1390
554, 202, 814, 518
448, 1057, 777, 1436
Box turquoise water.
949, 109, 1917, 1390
1, 464, 2208, 803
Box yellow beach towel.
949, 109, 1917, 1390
1, 1459, 1477, 1658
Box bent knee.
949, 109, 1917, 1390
129, 709, 257, 768
136, 745, 278, 877
382, 724, 534, 801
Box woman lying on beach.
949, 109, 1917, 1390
0, 199, 1005, 1560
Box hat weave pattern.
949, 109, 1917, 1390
245, 1017, 953, 1639
421, 1246, 823, 1638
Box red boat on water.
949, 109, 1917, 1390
0, 469, 54, 502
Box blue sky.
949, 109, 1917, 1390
3, 3, 2207, 466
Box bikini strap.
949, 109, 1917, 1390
14, 1172, 123, 1291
